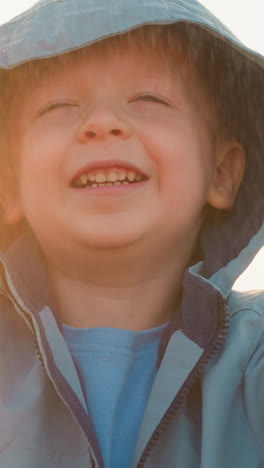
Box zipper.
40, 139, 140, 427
0, 280, 46, 368
136, 299, 229, 467
19, 307, 102, 468
30, 315, 46, 368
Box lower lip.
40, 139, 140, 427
73, 180, 148, 194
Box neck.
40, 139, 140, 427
48, 244, 187, 330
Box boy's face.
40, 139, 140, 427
4, 44, 236, 266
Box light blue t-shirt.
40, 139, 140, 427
62, 323, 167, 468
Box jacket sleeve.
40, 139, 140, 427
244, 311, 264, 452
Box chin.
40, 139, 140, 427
78, 228, 144, 250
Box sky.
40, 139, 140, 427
0, 0, 263, 291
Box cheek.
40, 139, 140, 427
14, 146, 62, 224
146, 131, 203, 184
18, 130, 69, 187
150, 135, 214, 212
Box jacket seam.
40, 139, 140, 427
229, 303, 264, 319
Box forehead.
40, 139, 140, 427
39, 47, 173, 80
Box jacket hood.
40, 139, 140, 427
0, 0, 263, 296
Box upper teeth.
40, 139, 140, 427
75, 169, 143, 186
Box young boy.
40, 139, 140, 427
0, 1, 263, 467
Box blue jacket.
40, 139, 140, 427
0, 1, 264, 467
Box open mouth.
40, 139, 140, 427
72, 167, 148, 188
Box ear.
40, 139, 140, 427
0, 164, 24, 225
207, 142, 246, 210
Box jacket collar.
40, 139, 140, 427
0, 230, 228, 364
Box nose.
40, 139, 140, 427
77, 106, 132, 143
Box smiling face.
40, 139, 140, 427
1, 40, 243, 275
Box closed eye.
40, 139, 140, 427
132, 94, 170, 106
36, 100, 79, 117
